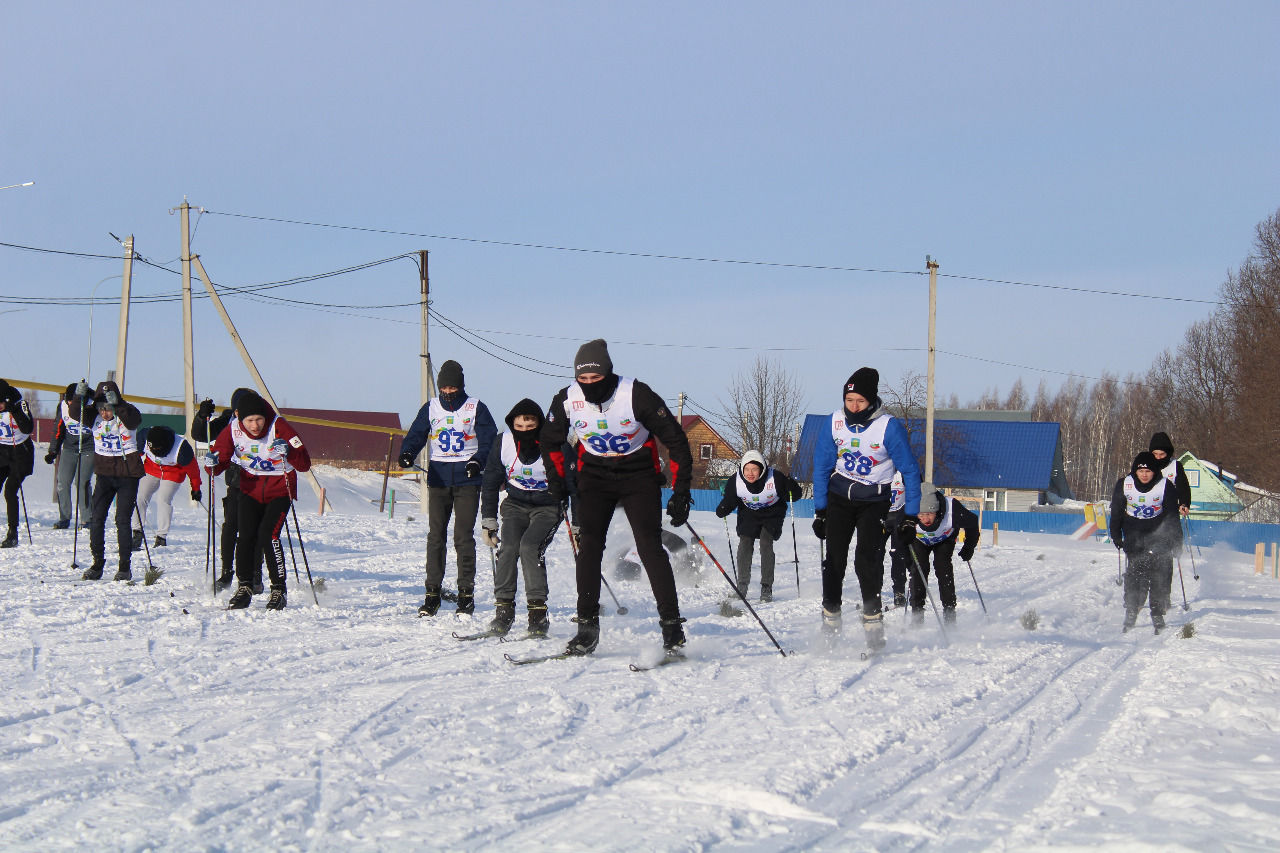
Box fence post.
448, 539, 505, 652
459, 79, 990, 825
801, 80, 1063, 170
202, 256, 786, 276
389, 489, 396, 520
379, 433, 394, 513
1274, 543, 1279, 580
318, 488, 327, 517
1255, 543, 1264, 575
992, 522, 999, 547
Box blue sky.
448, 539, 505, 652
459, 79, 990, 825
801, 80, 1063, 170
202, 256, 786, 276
3, 2, 1277, 435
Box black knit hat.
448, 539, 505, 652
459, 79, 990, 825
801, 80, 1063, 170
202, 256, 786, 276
146, 425, 177, 457
437, 360, 464, 390
574, 339, 613, 379
64, 382, 78, 402
230, 387, 254, 413
236, 391, 271, 421
1149, 432, 1175, 455
1132, 451, 1160, 473
844, 367, 879, 400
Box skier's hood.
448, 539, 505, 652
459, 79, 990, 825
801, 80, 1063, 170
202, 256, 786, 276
92, 380, 124, 406
505, 398, 545, 433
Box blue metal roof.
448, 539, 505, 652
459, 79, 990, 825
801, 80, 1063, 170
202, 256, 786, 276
793, 414, 1063, 491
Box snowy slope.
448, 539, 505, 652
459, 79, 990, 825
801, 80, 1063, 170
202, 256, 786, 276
2, 460, 1278, 851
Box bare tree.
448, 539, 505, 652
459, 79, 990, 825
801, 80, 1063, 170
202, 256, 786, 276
722, 356, 806, 468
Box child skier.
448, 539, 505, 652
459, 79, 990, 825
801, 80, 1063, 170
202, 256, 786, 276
206, 391, 312, 610
133, 425, 202, 547
882, 472, 909, 608
399, 360, 497, 617
193, 390, 262, 591
810, 367, 921, 649
541, 339, 694, 657
1108, 451, 1183, 633
82, 380, 144, 580
714, 450, 803, 602
1148, 431, 1192, 516
0, 379, 35, 548
905, 483, 979, 624
479, 398, 575, 637
45, 382, 95, 529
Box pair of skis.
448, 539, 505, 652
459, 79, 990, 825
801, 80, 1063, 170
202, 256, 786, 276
501, 648, 686, 671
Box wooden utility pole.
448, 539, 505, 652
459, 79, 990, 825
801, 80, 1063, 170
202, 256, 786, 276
418, 250, 433, 515
925, 255, 939, 483
114, 236, 134, 391
178, 201, 196, 440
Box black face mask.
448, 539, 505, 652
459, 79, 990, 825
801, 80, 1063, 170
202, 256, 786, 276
513, 427, 540, 460
578, 374, 619, 406
439, 389, 466, 410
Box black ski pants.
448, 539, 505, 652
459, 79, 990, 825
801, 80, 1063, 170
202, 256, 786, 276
236, 495, 291, 591
575, 470, 681, 622
1124, 551, 1173, 622
0, 466, 26, 536
821, 492, 890, 614
426, 485, 480, 593
216, 486, 264, 585
907, 537, 958, 610
89, 474, 139, 565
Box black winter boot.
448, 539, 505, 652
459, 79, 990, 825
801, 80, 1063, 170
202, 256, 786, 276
1, 529, 18, 548
113, 563, 132, 582
214, 571, 235, 593
266, 587, 287, 611
759, 585, 773, 603
565, 616, 600, 656
227, 585, 253, 610
455, 588, 475, 615
418, 586, 442, 617
82, 555, 106, 581
527, 600, 550, 636
1152, 611, 1166, 634
660, 617, 687, 651
130, 529, 143, 552
943, 606, 957, 625
154, 535, 166, 548
488, 599, 515, 634
1122, 609, 1138, 633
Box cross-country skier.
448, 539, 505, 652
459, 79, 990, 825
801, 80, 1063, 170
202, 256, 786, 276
541, 339, 694, 656
1109, 451, 1183, 633
193, 389, 262, 591
905, 483, 979, 625
399, 360, 497, 617
881, 472, 909, 608
45, 382, 95, 530
0, 379, 35, 548
479, 398, 576, 637
1148, 431, 1192, 516
714, 450, 803, 602
206, 391, 312, 610
133, 425, 201, 548
810, 367, 921, 645
81, 380, 144, 580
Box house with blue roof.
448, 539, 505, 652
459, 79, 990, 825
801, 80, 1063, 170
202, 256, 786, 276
792, 410, 1073, 512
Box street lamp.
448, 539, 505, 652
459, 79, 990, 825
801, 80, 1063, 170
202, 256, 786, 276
0, 181, 34, 191
86, 274, 123, 386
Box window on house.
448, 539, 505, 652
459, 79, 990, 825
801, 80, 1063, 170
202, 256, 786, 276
700, 444, 713, 460
984, 489, 998, 513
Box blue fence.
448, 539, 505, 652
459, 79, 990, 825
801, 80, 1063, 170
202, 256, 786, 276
668, 489, 1279, 556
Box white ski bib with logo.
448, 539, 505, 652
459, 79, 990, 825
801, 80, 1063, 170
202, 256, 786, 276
428, 397, 479, 461
230, 418, 292, 476
1123, 476, 1168, 519
501, 432, 549, 492
736, 470, 780, 509
565, 378, 649, 458
830, 410, 895, 486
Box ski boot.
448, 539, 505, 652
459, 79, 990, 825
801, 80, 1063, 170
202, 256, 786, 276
418, 586, 442, 617
565, 615, 600, 656
113, 562, 132, 582
910, 607, 925, 626
821, 603, 842, 634
1122, 609, 1138, 633
215, 571, 235, 593
52, 520, 70, 530
1, 530, 17, 549
943, 606, 957, 626
265, 587, 287, 611
1152, 612, 1166, 634
527, 599, 550, 636
660, 617, 687, 654
82, 555, 105, 581
487, 599, 515, 635
154, 535, 167, 548
760, 585, 773, 603
893, 591, 907, 609
455, 588, 475, 615
862, 610, 887, 654
227, 585, 253, 610
130, 529, 144, 552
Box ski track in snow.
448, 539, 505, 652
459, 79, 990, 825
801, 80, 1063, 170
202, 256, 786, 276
1, 462, 1279, 850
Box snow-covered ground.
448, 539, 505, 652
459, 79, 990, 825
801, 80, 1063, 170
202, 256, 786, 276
3, 459, 1279, 851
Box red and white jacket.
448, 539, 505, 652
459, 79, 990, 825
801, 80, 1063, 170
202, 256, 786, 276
210, 410, 312, 504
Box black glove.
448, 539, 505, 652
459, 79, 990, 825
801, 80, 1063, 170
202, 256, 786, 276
811, 509, 826, 540
398, 451, 416, 469
105, 389, 120, 406
44, 452, 56, 465
666, 489, 692, 527
898, 515, 919, 539
191, 489, 202, 502
196, 398, 216, 420
465, 460, 482, 480
714, 501, 733, 519
958, 543, 975, 562
76, 380, 90, 398
547, 479, 567, 504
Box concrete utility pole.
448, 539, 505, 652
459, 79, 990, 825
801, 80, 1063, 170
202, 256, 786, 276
114, 236, 134, 391
925, 255, 939, 483
178, 200, 196, 440
418, 250, 433, 516
677, 392, 685, 422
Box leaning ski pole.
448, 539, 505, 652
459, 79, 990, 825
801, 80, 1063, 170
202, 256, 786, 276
1116, 550, 1123, 587
1176, 558, 1189, 611
288, 504, 319, 604
906, 539, 949, 645
964, 559, 987, 616
133, 505, 156, 572
685, 520, 787, 657
1182, 517, 1199, 580
283, 517, 302, 585
723, 517, 742, 594
71, 451, 82, 568
789, 502, 800, 595
19, 485, 32, 545
563, 515, 627, 615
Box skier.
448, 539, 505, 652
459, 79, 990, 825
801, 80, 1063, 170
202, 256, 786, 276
1108, 451, 1183, 633
905, 483, 980, 624
205, 391, 312, 610
193, 390, 262, 592
399, 360, 497, 617
881, 472, 909, 608
810, 367, 921, 645
1148, 432, 1192, 516
0, 379, 35, 548
479, 398, 575, 637
45, 382, 95, 529
540, 339, 694, 657
133, 425, 201, 547
714, 449, 803, 602
81, 380, 145, 580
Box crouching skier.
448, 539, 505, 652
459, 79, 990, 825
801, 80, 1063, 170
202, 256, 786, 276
479, 398, 576, 637
82, 381, 144, 580
134, 425, 202, 548
1109, 451, 1182, 634
206, 392, 311, 610
881, 473, 909, 608
714, 450, 803, 602
905, 483, 979, 625
541, 339, 694, 658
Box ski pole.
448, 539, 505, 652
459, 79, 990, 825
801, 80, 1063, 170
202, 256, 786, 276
723, 516, 742, 595
685, 520, 787, 657
1182, 517, 1199, 580
283, 474, 319, 605
1175, 558, 1189, 611
1116, 549, 1123, 587
790, 501, 800, 595
71, 447, 83, 568
283, 513, 302, 585
964, 558, 987, 616
563, 515, 627, 615
905, 538, 950, 645
19, 484, 32, 545
133, 504, 156, 572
